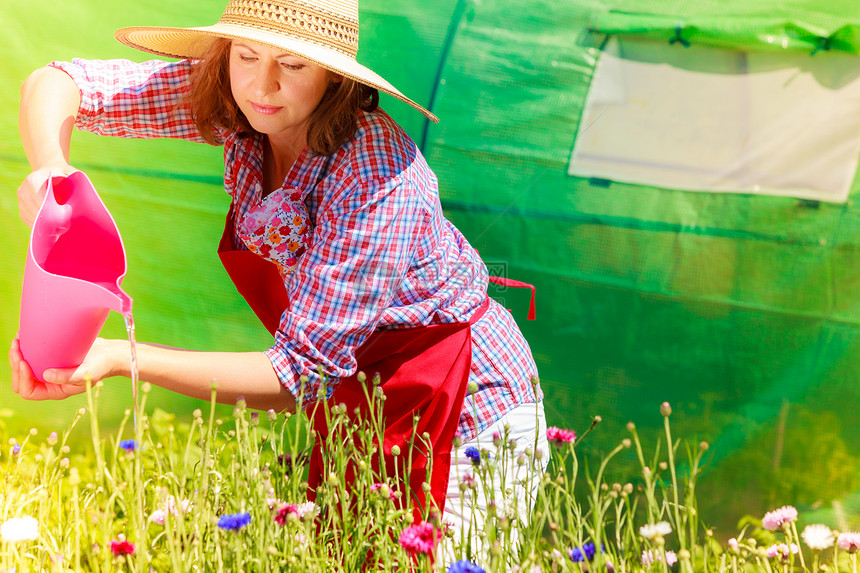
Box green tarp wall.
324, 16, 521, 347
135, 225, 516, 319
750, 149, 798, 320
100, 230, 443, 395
2, 0, 859, 531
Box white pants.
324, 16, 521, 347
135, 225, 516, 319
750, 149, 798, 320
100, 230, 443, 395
442, 401, 549, 559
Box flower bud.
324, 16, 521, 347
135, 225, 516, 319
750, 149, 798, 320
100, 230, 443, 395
660, 402, 672, 416
492, 432, 502, 447
391, 445, 401, 456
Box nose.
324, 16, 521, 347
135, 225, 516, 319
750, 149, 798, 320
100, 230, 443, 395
253, 60, 280, 96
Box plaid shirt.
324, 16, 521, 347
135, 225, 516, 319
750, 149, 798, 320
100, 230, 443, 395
51, 57, 541, 439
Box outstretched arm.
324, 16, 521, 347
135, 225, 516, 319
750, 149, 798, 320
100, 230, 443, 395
9, 338, 296, 413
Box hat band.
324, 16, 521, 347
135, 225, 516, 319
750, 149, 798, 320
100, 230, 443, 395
220, 0, 359, 58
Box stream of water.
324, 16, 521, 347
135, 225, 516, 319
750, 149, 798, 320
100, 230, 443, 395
123, 312, 139, 429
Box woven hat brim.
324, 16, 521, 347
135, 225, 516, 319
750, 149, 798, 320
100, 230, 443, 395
115, 23, 438, 123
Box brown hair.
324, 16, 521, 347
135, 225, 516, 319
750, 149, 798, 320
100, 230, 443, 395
185, 37, 379, 156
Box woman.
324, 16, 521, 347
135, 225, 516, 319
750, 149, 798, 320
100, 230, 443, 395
11, 0, 546, 535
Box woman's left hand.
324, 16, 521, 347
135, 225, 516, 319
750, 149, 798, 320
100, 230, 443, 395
9, 337, 123, 400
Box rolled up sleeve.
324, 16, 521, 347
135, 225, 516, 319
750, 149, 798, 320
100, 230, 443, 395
48, 58, 211, 143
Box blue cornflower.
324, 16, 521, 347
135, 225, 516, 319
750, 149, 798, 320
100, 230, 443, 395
464, 447, 481, 467
447, 560, 486, 573
217, 512, 252, 531
118, 440, 137, 452
569, 542, 599, 562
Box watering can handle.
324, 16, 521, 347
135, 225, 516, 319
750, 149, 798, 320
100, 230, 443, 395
38, 177, 73, 244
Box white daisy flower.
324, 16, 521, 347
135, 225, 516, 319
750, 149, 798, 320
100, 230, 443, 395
0, 516, 39, 543
640, 521, 673, 539
801, 524, 835, 551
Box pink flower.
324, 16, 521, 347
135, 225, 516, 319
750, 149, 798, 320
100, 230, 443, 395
765, 543, 798, 560
149, 496, 190, 525
762, 505, 798, 531
273, 501, 317, 526
728, 538, 739, 552
546, 426, 576, 445
370, 483, 396, 501
109, 539, 135, 556
399, 521, 439, 556
838, 532, 860, 553
665, 551, 678, 567
461, 472, 477, 488
641, 549, 677, 567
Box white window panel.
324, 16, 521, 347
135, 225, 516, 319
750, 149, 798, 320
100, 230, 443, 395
569, 36, 860, 203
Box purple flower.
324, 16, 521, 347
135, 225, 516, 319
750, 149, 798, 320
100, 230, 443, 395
569, 542, 599, 562
464, 447, 481, 466
118, 440, 137, 452
447, 560, 486, 573
11, 443, 21, 456
217, 512, 251, 531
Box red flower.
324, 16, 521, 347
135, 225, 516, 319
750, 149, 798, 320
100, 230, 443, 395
274, 503, 299, 526
110, 539, 135, 556
399, 521, 439, 556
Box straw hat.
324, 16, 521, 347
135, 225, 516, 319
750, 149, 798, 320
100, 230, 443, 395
115, 0, 438, 122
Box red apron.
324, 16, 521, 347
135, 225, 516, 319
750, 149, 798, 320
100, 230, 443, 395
217, 211, 483, 518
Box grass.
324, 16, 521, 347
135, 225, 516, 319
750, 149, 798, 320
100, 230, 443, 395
0, 375, 856, 572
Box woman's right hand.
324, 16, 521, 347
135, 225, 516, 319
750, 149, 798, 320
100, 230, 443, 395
17, 166, 78, 227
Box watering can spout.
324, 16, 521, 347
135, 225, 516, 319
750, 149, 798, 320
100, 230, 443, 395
19, 172, 132, 381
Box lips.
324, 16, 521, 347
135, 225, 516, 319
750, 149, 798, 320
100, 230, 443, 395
250, 102, 283, 115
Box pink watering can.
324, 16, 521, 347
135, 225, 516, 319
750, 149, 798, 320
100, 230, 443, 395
19, 172, 132, 382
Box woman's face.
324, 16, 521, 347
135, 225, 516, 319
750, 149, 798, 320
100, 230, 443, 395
229, 40, 338, 146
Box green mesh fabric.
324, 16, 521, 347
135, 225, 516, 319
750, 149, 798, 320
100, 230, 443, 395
1, 0, 859, 529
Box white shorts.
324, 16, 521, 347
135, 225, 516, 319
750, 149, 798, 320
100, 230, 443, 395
442, 401, 549, 558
